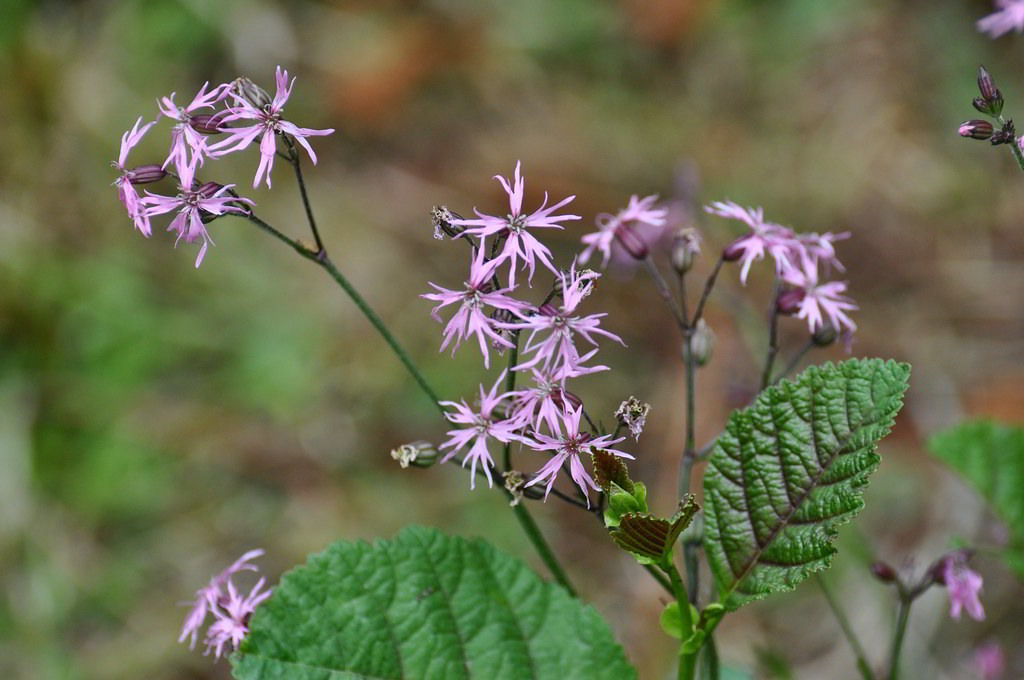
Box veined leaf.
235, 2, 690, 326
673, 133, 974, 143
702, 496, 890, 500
929, 420, 1024, 579
232, 526, 636, 680
610, 495, 699, 562
703, 359, 910, 610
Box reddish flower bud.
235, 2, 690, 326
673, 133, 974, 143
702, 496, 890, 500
554, 388, 583, 411
125, 164, 167, 185
190, 113, 227, 135
613, 223, 649, 260
537, 303, 559, 317
871, 562, 898, 583
974, 66, 1004, 116
958, 119, 994, 140
197, 181, 225, 199
776, 288, 806, 315
722, 235, 747, 262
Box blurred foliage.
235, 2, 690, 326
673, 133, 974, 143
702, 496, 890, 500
0, 0, 1022, 678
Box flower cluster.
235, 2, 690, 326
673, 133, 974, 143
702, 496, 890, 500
424, 162, 634, 503
705, 200, 857, 336
112, 67, 334, 267
179, 549, 272, 659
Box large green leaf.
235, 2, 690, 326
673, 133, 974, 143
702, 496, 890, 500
929, 420, 1024, 579
703, 359, 910, 610
232, 526, 636, 679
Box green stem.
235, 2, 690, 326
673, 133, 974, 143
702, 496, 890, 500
666, 564, 699, 680
760, 284, 781, 390
887, 596, 912, 680
510, 501, 577, 597
773, 339, 814, 385
284, 136, 326, 254
700, 633, 719, 680
678, 331, 697, 498
816, 576, 874, 680
998, 115, 1024, 173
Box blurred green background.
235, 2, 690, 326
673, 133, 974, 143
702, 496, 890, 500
1, 0, 1022, 678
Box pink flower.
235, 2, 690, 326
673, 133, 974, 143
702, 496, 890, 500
204, 577, 272, 659
113, 117, 158, 236
506, 367, 588, 435
978, 0, 1024, 38
526, 404, 632, 504
706, 200, 800, 283
506, 263, 624, 375
157, 81, 229, 170
781, 253, 857, 335
438, 371, 524, 489
210, 66, 334, 188
973, 641, 1005, 680
179, 549, 265, 651
580, 194, 668, 267
796, 231, 849, 273
142, 156, 253, 267
422, 242, 532, 368
452, 161, 581, 287
942, 553, 985, 621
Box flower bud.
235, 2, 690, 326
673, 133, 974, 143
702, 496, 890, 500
670, 228, 701, 274
613, 223, 649, 260
125, 164, 167, 185
552, 388, 583, 412
690, 319, 714, 367
812, 322, 837, 347
537, 302, 559, 318
390, 440, 439, 469
972, 67, 1004, 117
197, 181, 225, 199
233, 76, 272, 110
431, 205, 465, 240
722, 235, 747, 262
776, 288, 805, 315
958, 119, 994, 140
871, 561, 898, 583
190, 113, 227, 135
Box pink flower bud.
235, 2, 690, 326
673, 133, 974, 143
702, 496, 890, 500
871, 561, 898, 583
613, 223, 649, 260
197, 181, 225, 199
722, 235, 748, 262
190, 113, 227, 135
776, 288, 805, 314
958, 119, 994, 140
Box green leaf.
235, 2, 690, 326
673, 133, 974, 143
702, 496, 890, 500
929, 420, 1024, 579
232, 526, 636, 680
610, 495, 699, 562
703, 359, 910, 610
603, 481, 648, 527
659, 602, 684, 639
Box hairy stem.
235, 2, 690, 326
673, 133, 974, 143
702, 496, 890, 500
816, 576, 874, 680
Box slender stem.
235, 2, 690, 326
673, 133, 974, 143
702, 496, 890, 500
760, 284, 782, 390
692, 256, 724, 324
644, 564, 674, 594
684, 539, 700, 605
284, 136, 326, 255
510, 501, 577, 597
701, 633, 719, 680
888, 596, 912, 680
502, 332, 521, 471
667, 563, 698, 680
816, 576, 874, 680
678, 331, 698, 498
642, 256, 686, 330
677, 268, 690, 326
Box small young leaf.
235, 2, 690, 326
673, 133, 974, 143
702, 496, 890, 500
703, 359, 910, 610
593, 448, 634, 494
604, 482, 648, 528
929, 420, 1024, 579
660, 602, 684, 639
233, 526, 636, 679
610, 495, 700, 562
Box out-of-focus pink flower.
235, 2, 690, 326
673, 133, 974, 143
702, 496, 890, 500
210, 66, 334, 188
942, 553, 985, 621
157, 81, 229, 170
422, 242, 532, 368
978, 0, 1024, 38
505, 262, 624, 375
179, 549, 265, 651
579, 194, 668, 267
706, 200, 800, 283
113, 117, 158, 236
973, 641, 1005, 680
142, 156, 253, 267
526, 404, 632, 504
452, 161, 581, 287
781, 253, 857, 335
204, 577, 272, 659
439, 371, 524, 489
797, 231, 849, 273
